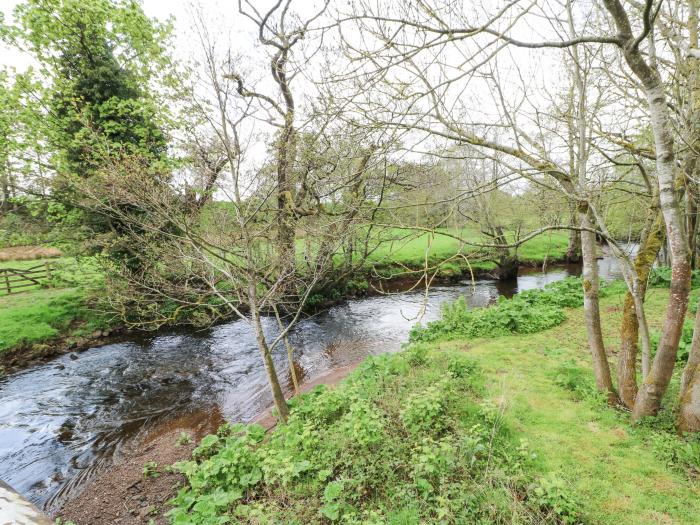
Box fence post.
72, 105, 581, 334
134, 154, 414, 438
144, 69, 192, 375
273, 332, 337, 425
3, 271, 10, 295
45, 262, 53, 287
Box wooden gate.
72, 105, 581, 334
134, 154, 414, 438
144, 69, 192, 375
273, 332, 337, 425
0, 263, 53, 295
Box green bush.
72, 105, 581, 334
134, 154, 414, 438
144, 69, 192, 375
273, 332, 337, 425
528, 475, 581, 525
650, 319, 694, 363
400, 381, 451, 436
409, 277, 626, 344
648, 432, 700, 477
168, 349, 571, 524
648, 266, 700, 289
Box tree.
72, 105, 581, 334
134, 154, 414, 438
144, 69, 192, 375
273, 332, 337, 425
333, 0, 700, 423
4, 0, 175, 261
73, 1, 391, 424
11, 0, 173, 174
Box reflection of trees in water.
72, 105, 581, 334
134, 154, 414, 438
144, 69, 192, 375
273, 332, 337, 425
285, 360, 308, 392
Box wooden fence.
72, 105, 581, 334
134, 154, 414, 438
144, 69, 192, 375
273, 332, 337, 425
0, 262, 54, 295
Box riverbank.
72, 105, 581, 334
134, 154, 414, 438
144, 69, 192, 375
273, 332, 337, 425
0, 286, 117, 375
54, 287, 700, 525
55, 365, 361, 525
0, 230, 571, 374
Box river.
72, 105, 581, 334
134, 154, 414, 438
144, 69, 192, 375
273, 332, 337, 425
0, 256, 624, 512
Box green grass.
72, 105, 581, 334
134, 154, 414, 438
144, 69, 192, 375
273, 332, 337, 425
168, 347, 581, 524
169, 286, 700, 525
434, 288, 700, 524
363, 227, 570, 274
0, 256, 107, 356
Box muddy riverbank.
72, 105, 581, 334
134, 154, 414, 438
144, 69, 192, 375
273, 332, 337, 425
55, 364, 360, 525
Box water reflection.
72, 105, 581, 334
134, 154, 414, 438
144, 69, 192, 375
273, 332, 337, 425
0, 255, 624, 511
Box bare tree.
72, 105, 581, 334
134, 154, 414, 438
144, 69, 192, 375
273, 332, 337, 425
332, 0, 700, 422
72, 2, 392, 424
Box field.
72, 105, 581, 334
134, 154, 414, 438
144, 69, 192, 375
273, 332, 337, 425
0, 256, 106, 356
365, 227, 570, 270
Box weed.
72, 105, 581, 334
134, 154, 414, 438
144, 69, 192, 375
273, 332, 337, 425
142, 461, 160, 479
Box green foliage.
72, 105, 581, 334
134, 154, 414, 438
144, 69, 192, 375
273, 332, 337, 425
551, 360, 607, 406
0, 287, 110, 353
6, 0, 174, 266
528, 475, 581, 525
176, 432, 193, 447
143, 461, 160, 479
648, 266, 700, 289
400, 381, 451, 436
345, 279, 369, 295
10, 0, 172, 177
168, 349, 566, 524
647, 432, 700, 477
409, 277, 626, 343
650, 319, 694, 363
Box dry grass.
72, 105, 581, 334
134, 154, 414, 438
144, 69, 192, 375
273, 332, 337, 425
0, 245, 63, 262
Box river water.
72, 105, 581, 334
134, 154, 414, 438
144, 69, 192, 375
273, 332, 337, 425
0, 258, 624, 511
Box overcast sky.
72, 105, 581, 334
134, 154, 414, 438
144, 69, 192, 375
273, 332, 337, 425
1, 0, 330, 72
1, 1, 214, 70
0, 0, 605, 177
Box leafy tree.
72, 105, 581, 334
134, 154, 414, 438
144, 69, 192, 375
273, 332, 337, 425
9, 0, 173, 177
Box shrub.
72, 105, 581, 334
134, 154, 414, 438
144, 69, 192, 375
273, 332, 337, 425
649, 266, 700, 289
400, 381, 451, 436
650, 319, 694, 363
409, 277, 626, 343
529, 475, 581, 525
648, 432, 700, 477
168, 349, 566, 524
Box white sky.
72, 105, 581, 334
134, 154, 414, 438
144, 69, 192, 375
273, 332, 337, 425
0, 0, 636, 186
1, 0, 230, 71
1, 0, 329, 72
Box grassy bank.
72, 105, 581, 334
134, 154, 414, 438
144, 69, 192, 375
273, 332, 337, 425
0, 257, 109, 363
364, 228, 570, 277
167, 284, 700, 525
456, 288, 700, 525
0, 230, 569, 361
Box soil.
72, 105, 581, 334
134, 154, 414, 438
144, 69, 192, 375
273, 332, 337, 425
54, 363, 360, 525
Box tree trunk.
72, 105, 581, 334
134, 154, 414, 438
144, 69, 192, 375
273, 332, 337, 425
273, 46, 298, 276
579, 204, 617, 403
631, 77, 691, 418
277, 116, 297, 274
274, 307, 300, 397
677, 0, 700, 432
601, 0, 693, 418
566, 212, 581, 263
617, 211, 664, 408
678, 369, 700, 432
679, 296, 700, 431
249, 289, 289, 423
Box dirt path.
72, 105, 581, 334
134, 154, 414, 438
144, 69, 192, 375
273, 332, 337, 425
55, 363, 359, 525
